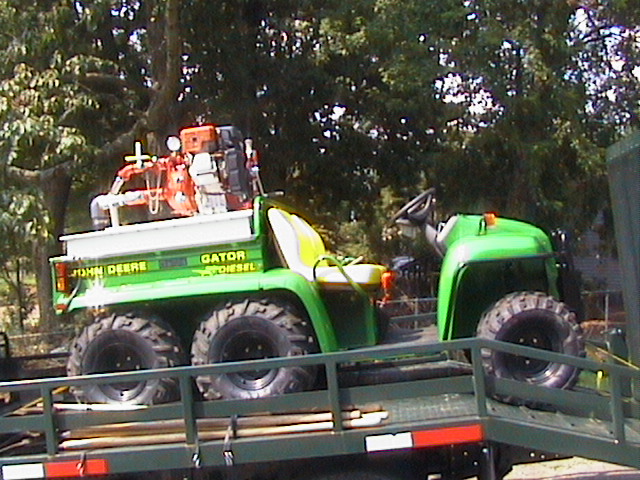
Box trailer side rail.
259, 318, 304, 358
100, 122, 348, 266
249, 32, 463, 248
0, 337, 638, 477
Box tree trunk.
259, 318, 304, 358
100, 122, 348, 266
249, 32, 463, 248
146, 0, 182, 149
506, 144, 531, 219
5, 0, 181, 332
35, 166, 72, 331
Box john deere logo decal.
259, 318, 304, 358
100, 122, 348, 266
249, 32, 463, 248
69, 248, 261, 280
72, 261, 148, 278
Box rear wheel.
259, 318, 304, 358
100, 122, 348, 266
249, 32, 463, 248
477, 292, 584, 391
67, 313, 186, 405
191, 298, 318, 400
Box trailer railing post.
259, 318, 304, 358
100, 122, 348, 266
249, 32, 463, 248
41, 386, 57, 456
471, 342, 488, 418
325, 359, 343, 431
180, 373, 199, 452
609, 368, 626, 445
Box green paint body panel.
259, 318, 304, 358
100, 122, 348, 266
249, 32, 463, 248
50, 196, 378, 353
436, 214, 558, 341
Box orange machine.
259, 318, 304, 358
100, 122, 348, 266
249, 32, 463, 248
90, 124, 260, 229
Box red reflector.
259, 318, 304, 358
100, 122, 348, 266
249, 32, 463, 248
381, 270, 396, 290
381, 269, 397, 304
412, 424, 484, 448
55, 303, 69, 314
54, 262, 70, 293
45, 459, 109, 477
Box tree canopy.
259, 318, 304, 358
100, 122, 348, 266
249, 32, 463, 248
0, 0, 637, 329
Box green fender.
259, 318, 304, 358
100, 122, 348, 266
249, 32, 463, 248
257, 268, 339, 352
437, 232, 558, 341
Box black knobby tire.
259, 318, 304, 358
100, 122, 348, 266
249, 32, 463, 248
477, 291, 584, 390
191, 298, 318, 400
67, 313, 187, 405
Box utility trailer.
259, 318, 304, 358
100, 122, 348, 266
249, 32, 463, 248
0, 337, 638, 480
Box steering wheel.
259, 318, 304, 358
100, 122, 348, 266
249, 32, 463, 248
389, 187, 436, 226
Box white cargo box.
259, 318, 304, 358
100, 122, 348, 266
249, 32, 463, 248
61, 209, 255, 259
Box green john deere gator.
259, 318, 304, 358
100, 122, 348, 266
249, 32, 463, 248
51, 125, 585, 406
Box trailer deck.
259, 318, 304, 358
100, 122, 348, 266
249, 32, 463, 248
0, 337, 638, 478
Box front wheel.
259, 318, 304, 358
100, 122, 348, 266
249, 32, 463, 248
191, 298, 318, 400
477, 292, 584, 391
67, 313, 186, 405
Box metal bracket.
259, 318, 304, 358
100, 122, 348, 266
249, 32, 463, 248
223, 415, 238, 467
191, 447, 201, 469
76, 451, 88, 477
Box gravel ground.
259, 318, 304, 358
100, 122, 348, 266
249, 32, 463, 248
501, 457, 640, 480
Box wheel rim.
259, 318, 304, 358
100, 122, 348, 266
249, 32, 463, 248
218, 329, 279, 391
496, 317, 564, 383
86, 341, 150, 402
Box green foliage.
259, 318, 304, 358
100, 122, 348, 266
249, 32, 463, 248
0, 62, 96, 171
0, 189, 49, 243
0, 0, 637, 326
426, 1, 617, 234
0, 188, 47, 330
0, 0, 177, 327
168, 1, 638, 248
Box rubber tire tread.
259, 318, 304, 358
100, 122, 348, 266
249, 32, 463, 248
67, 313, 186, 405
191, 298, 317, 400
477, 291, 584, 392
